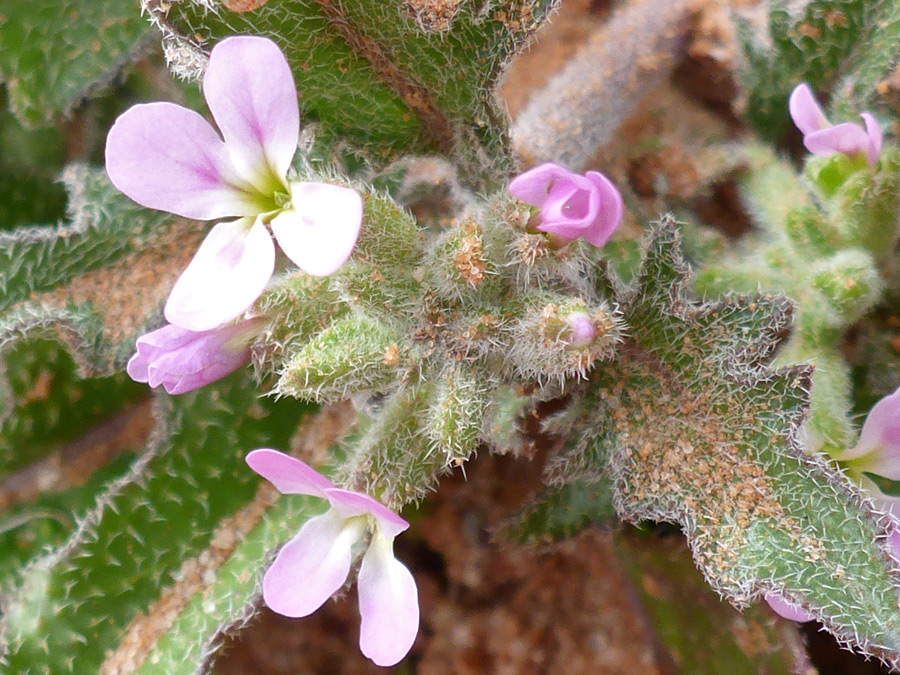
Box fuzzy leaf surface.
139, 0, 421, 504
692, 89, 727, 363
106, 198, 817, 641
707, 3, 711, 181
151, 0, 559, 188
0, 374, 311, 674
0, 0, 150, 125
547, 218, 900, 666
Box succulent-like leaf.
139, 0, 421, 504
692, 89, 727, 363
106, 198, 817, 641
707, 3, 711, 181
0, 0, 151, 126
147, 0, 560, 189
542, 218, 900, 666
0, 374, 312, 674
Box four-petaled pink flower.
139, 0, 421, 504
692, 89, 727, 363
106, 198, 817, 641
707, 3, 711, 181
789, 83, 882, 167
835, 384, 900, 514
508, 162, 623, 248
106, 35, 363, 333
126, 317, 265, 395
246, 449, 419, 668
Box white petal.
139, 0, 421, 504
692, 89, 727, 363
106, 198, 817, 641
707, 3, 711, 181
164, 218, 275, 332
271, 183, 363, 277
262, 510, 364, 618
357, 534, 419, 667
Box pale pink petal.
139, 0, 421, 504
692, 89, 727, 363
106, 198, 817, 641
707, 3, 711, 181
325, 488, 409, 540
763, 591, 814, 622
164, 218, 275, 332
861, 113, 883, 167
540, 174, 598, 227
262, 510, 363, 618
126, 353, 150, 383
508, 163, 570, 207
246, 449, 334, 497
105, 102, 259, 219
270, 183, 363, 277
203, 36, 299, 193
789, 83, 830, 135
565, 313, 595, 348
583, 171, 624, 247
840, 387, 900, 463
804, 123, 871, 158
357, 534, 419, 667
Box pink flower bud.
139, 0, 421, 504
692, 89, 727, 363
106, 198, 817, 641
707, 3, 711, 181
508, 162, 623, 248
126, 317, 265, 394
564, 312, 596, 349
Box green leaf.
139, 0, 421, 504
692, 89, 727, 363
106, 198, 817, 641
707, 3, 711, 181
152, 0, 559, 189
550, 218, 900, 666
863, 472, 900, 498
0, 373, 313, 674
0, 0, 151, 125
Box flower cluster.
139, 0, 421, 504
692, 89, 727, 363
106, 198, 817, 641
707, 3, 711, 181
508, 162, 623, 248
789, 83, 882, 167
107, 36, 363, 394
246, 449, 418, 667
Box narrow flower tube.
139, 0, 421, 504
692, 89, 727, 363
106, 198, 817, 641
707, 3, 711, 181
245, 449, 419, 667
126, 317, 265, 394
508, 162, 623, 247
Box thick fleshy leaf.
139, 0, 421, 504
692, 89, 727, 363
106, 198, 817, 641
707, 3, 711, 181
763, 591, 815, 623
262, 510, 363, 618
270, 182, 362, 277
861, 113, 883, 166
164, 218, 275, 332
246, 448, 334, 497
507, 163, 570, 206
105, 102, 259, 220
357, 534, 419, 667
789, 83, 829, 134
203, 36, 298, 194
803, 122, 871, 158
325, 488, 408, 539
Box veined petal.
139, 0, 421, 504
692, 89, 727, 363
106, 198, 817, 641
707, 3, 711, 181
246, 449, 334, 497
763, 591, 814, 622
803, 123, 870, 158
861, 113, 883, 167
262, 510, 364, 618
508, 163, 570, 206
325, 488, 409, 539
105, 102, 259, 219
357, 534, 419, 667
203, 36, 299, 193
164, 218, 275, 332
271, 183, 363, 277
789, 83, 829, 135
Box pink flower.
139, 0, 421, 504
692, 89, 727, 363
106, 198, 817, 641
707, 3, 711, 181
246, 449, 419, 668
106, 36, 363, 332
508, 162, 623, 247
789, 83, 882, 167
763, 591, 814, 623
564, 312, 596, 349
835, 385, 900, 514
126, 317, 265, 395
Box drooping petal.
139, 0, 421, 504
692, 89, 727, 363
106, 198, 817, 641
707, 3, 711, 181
164, 218, 275, 332
789, 83, 830, 135
861, 113, 883, 167
270, 182, 363, 277
246, 449, 334, 497
803, 122, 871, 158
357, 534, 419, 667
763, 591, 814, 622
126, 353, 150, 383
508, 163, 570, 207
325, 488, 409, 540
105, 102, 260, 220
203, 36, 299, 193
583, 170, 624, 247
262, 510, 364, 618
